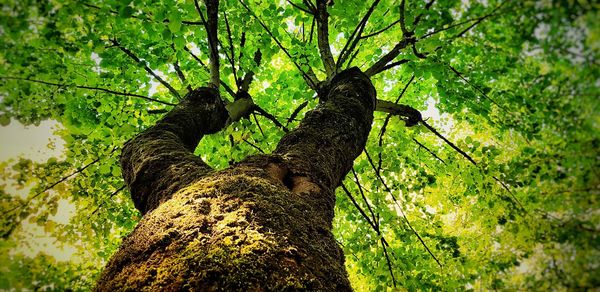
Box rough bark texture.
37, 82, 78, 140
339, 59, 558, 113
95, 68, 375, 291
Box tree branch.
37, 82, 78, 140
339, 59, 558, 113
8, 147, 119, 214
111, 40, 181, 99
286, 0, 313, 14
448, 65, 507, 112
173, 60, 192, 92
360, 18, 400, 40
412, 0, 435, 28
365, 37, 412, 76
0, 76, 175, 106
254, 106, 290, 132
200, 0, 221, 89
239, 0, 319, 90
315, 0, 336, 77
223, 11, 239, 89
375, 99, 422, 127
286, 100, 309, 125
413, 138, 446, 165
239, 50, 262, 92
336, 0, 381, 70
183, 46, 237, 99
363, 149, 442, 268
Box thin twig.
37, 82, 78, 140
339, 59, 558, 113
243, 138, 265, 153
364, 149, 443, 268
112, 40, 181, 99
413, 138, 446, 165
184, 46, 237, 98
286, 0, 313, 14
286, 100, 309, 125
337, 0, 381, 70
381, 238, 398, 287
7, 147, 119, 214
223, 11, 239, 89
0, 76, 175, 105
91, 185, 126, 216
254, 106, 290, 132
239, 0, 319, 90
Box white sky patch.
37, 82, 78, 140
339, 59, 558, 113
148, 79, 161, 96
10, 220, 77, 262
48, 198, 77, 225
0, 119, 64, 163
0, 101, 65, 203
422, 96, 454, 133
91, 52, 102, 74
0, 119, 78, 262
188, 42, 202, 56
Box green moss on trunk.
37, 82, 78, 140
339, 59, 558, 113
96, 68, 375, 290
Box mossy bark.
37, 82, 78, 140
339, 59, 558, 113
95, 68, 375, 291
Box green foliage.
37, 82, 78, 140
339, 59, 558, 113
0, 0, 598, 290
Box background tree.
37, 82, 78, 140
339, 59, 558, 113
0, 0, 598, 290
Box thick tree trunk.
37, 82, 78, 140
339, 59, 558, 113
95, 68, 376, 291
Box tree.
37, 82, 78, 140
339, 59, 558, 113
0, 0, 598, 290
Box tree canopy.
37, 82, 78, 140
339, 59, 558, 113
1, 0, 598, 290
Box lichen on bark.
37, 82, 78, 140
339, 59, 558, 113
95, 68, 375, 291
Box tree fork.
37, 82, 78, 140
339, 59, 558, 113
95, 68, 375, 290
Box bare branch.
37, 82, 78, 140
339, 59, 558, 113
8, 147, 119, 214
419, 120, 527, 213
341, 183, 378, 231
315, 0, 336, 77
337, 0, 381, 70
448, 65, 508, 112
199, 0, 221, 89
243, 138, 265, 153
377, 74, 415, 147
376, 100, 422, 127
254, 106, 290, 132
239, 50, 262, 92
363, 149, 442, 268
420, 2, 505, 40
413, 138, 446, 165
378, 59, 410, 74
223, 11, 239, 89
360, 19, 400, 40
421, 120, 477, 166
286, 0, 313, 14
82, 3, 202, 25
0, 76, 175, 106
91, 185, 126, 216
381, 238, 397, 288
111, 40, 181, 99
173, 61, 192, 92
239, 0, 319, 90
351, 168, 377, 224
286, 100, 309, 125
412, 0, 435, 27
365, 38, 412, 76
399, 0, 408, 34
183, 46, 237, 99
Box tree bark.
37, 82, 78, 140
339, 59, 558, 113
95, 68, 376, 291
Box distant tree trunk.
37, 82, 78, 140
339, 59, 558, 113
95, 68, 375, 291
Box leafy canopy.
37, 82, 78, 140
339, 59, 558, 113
0, 0, 598, 290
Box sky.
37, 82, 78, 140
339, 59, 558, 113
0, 119, 76, 261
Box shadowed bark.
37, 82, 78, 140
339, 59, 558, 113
95, 68, 375, 291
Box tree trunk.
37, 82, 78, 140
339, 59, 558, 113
95, 68, 376, 291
